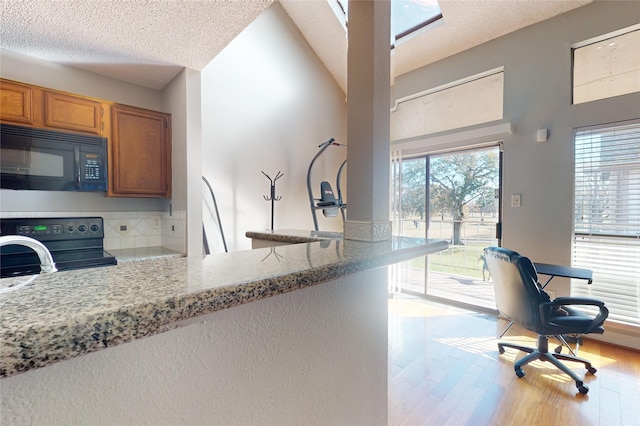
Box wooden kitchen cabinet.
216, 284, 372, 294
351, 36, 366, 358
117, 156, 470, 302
109, 105, 171, 198
0, 80, 35, 125
1, 78, 107, 136
44, 91, 104, 135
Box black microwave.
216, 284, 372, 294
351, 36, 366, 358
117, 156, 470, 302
0, 124, 108, 192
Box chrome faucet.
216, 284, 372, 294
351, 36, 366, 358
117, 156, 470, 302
0, 235, 58, 273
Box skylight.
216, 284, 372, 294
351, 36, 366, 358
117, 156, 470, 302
332, 0, 443, 46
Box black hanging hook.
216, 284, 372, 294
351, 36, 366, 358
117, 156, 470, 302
262, 171, 284, 201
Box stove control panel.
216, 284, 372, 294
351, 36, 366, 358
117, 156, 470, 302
0, 217, 105, 241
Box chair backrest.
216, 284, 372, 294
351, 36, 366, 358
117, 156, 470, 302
484, 246, 547, 330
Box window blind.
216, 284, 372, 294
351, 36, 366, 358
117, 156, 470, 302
573, 121, 640, 326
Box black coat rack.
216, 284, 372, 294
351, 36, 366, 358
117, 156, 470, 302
262, 171, 284, 230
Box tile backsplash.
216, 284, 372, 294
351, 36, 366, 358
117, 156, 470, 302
0, 211, 186, 253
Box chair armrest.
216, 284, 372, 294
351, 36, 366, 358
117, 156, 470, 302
540, 297, 609, 330
551, 296, 605, 308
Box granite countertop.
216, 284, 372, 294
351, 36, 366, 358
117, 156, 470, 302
0, 236, 447, 378
245, 229, 344, 244
109, 246, 184, 263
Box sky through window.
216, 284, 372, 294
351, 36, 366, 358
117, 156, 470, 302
334, 0, 443, 45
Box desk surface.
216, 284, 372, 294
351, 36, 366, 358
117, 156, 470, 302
534, 262, 593, 284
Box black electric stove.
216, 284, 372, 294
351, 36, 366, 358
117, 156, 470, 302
0, 217, 117, 278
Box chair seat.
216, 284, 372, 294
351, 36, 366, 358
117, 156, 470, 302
548, 319, 605, 333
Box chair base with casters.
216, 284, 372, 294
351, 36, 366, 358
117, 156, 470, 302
554, 334, 583, 356
498, 334, 596, 394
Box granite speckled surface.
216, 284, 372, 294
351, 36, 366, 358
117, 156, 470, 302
245, 229, 343, 244
109, 246, 184, 263
0, 236, 447, 378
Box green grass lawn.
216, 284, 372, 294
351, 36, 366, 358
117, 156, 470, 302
410, 242, 489, 280
394, 219, 497, 281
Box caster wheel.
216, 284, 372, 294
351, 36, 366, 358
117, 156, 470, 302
577, 382, 589, 394
587, 366, 597, 374
498, 346, 505, 354
515, 369, 525, 378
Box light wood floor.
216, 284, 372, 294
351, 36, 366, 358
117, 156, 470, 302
388, 296, 640, 426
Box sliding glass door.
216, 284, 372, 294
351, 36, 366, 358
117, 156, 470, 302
391, 146, 501, 309
426, 147, 501, 308
390, 156, 429, 294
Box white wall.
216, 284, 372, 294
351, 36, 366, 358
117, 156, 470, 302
0, 50, 165, 111
201, 3, 347, 251
162, 69, 202, 255
0, 268, 389, 426
390, 1, 640, 296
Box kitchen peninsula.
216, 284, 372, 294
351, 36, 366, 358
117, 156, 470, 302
1, 235, 447, 425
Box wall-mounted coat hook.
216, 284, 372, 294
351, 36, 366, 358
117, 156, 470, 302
262, 171, 284, 230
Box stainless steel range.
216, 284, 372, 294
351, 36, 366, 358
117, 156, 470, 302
0, 217, 117, 278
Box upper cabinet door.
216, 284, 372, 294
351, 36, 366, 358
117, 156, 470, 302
0, 80, 34, 125
110, 105, 171, 198
44, 91, 103, 135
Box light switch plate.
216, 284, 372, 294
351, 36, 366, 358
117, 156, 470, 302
152, 215, 162, 229
511, 194, 522, 207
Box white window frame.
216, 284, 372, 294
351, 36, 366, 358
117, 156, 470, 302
572, 24, 640, 104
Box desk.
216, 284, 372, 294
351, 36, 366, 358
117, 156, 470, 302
534, 262, 593, 287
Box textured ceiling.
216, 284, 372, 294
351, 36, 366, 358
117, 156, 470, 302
0, 0, 593, 91
281, 0, 594, 92
393, 0, 594, 80
0, 0, 274, 89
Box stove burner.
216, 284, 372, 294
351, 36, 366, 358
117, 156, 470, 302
0, 217, 117, 278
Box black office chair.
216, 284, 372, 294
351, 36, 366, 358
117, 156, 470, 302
484, 246, 608, 394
